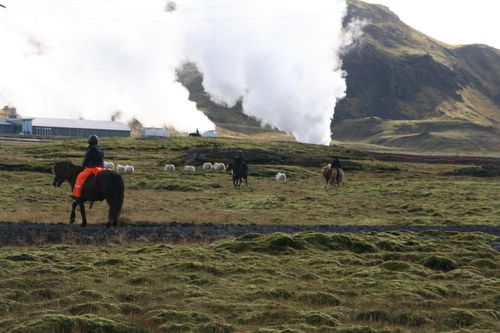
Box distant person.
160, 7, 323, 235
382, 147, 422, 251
331, 156, 342, 169
69, 135, 105, 201
331, 156, 342, 183
234, 149, 246, 167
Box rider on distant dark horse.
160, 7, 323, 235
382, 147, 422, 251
69, 135, 105, 202
331, 156, 342, 183
228, 149, 248, 186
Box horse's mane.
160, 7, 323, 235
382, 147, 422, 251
54, 160, 83, 178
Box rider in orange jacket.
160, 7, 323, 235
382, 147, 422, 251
69, 135, 105, 201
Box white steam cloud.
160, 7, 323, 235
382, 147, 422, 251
0, 0, 360, 144
175, 0, 355, 144
0, 1, 214, 132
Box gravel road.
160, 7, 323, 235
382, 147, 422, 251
0, 221, 498, 246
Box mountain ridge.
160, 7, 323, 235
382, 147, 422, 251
178, 0, 500, 151
333, 0, 500, 150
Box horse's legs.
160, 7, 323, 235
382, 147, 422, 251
107, 206, 116, 228
69, 200, 78, 224
331, 170, 337, 187
78, 201, 87, 227
105, 198, 120, 228
106, 211, 113, 228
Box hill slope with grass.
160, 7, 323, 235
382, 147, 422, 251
177, 0, 500, 151
335, 0, 500, 151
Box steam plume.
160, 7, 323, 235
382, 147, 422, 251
173, 0, 356, 144
0, 0, 359, 143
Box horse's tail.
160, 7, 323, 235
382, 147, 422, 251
109, 174, 125, 221
337, 168, 344, 185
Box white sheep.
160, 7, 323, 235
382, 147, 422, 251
183, 165, 195, 172
124, 165, 135, 173
202, 162, 213, 171
276, 172, 287, 183
213, 162, 226, 171
116, 164, 126, 173
164, 164, 176, 172
103, 161, 115, 170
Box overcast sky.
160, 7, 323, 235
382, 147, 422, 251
363, 0, 500, 49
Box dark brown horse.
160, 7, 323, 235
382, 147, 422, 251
52, 161, 124, 227
227, 162, 248, 187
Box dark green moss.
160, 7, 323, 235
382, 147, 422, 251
379, 260, 411, 271
10, 314, 149, 333
299, 292, 341, 306
304, 312, 338, 327
422, 255, 457, 272
356, 310, 391, 323
445, 309, 476, 328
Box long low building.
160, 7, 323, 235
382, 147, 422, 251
21, 118, 131, 137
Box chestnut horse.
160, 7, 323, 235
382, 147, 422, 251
322, 164, 344, 187
52, 161, 124, 227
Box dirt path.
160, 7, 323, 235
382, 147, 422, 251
0, 222, 498, 246
365, 151, 500, 165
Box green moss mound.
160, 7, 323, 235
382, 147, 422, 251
149, 310, 210, 324
379, 260, 411, 271
304, 311, 338, 327
356, 310, 391, 323
445, 309, 477, 328
422, 255, 458, 272
299, 292, 341, 306
158, 323, 195, 332
394, 312, 432, 327
213, 233, 376, 254
6, 253, 37, 262
10, 314, 149, 333
199, 322, 234, 333
334, 327, 379, 333
66, 302, 119, 315
471, 258, 497, 269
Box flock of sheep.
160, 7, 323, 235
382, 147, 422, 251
103, 161, 287, 183
103, 162, 134, 174
164, 162, 228, 172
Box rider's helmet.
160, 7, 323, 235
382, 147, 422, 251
237, 149, 243, 157
88, 134, 99, 145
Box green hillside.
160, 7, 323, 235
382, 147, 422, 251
333, 0, 500, 151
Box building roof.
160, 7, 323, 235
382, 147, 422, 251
27, 117, 130, 131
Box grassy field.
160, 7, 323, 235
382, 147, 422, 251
1, 231, 499, 332
0, 137, 499, 332
0, 137, 499, 226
